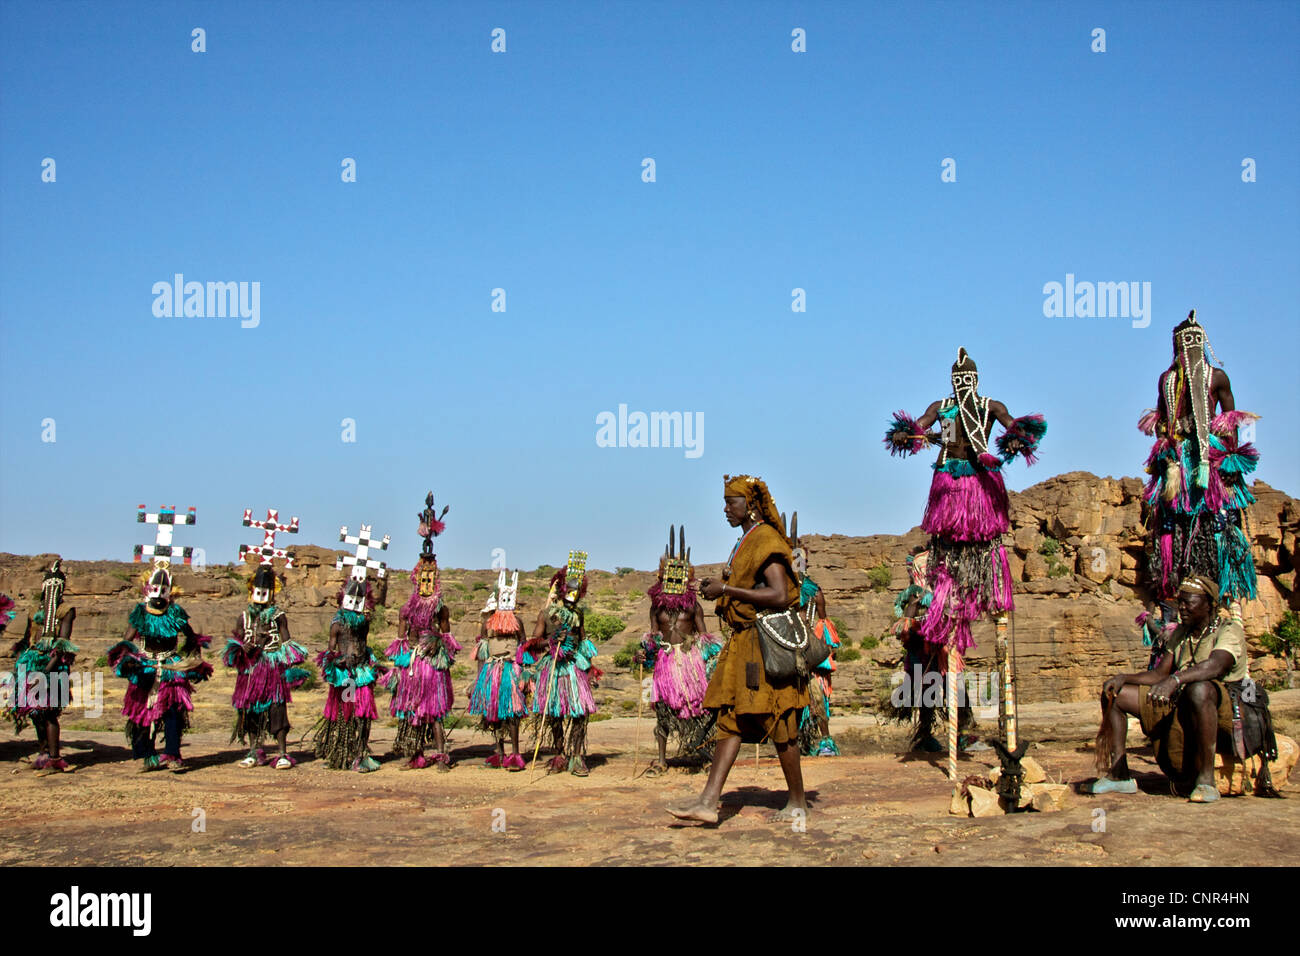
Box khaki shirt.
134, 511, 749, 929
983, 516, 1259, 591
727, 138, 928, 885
1168, 618, 1248, 683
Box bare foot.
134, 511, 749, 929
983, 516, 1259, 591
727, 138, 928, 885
771, 803, 807, 823
666, 802, 719, 825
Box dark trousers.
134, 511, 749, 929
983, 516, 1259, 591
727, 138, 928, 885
131, 707, 184, 758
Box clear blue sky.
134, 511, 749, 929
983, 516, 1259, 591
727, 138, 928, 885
2, 0, 1297, 573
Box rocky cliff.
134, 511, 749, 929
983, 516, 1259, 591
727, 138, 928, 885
1, 472, 1295, 712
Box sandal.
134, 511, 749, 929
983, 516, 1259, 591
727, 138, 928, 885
546, 755, 567, 775
569, 757, 590, 777
504, 753, 526, 772
644, 761, 668, 778
238, 753, 259, 768
161, 755, 186, 774
404, 754, 432, 770
354, 755, 380, 773
139, 755, 163, 773
485, 754, 504, 769
431, 752, 452, 773
273, 755, 296, 770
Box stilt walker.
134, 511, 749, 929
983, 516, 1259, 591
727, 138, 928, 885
885, 349, 1046, 811
1139, 310, 1259, 622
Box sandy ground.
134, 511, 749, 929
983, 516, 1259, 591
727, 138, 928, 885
2, 692, 1297, 867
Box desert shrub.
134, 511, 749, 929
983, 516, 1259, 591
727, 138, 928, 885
860, 635, 879, 650
584, 612, 626, 644
867, 563, 891, 591
612, 639, 641, 669
838, 648, 862, 663
616, 567, 635, 577
1038, 537, 1061, 557
627, 589, 644, 602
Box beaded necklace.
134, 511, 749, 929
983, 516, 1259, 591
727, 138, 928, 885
722, 523, 762, 581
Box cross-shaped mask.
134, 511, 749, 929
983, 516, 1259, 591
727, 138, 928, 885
240, 508, 300, 567
134, 505, 196, 566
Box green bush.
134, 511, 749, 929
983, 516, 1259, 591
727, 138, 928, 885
627, 589, 644, 602
472, 581, 489, 591
860, 635, 879, 650
867, 563, 891, 591
838, 648, 862, 663
1261, 611, 1299, 687
536, 564, 555, 574
831, 616, 850, 639
1048, 563, 1071, 579
596, 586, 617, 598
612, 638, 641, 669
1038, 537, 1061, 557
616, 567, 635, 577
94, 655, 108, 669
585, 612, 626, 644
519, 585, 537, 595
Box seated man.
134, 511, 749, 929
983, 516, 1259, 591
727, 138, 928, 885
1087, 575, 1249, 803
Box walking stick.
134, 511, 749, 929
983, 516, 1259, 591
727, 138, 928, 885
631, 662, 644, 779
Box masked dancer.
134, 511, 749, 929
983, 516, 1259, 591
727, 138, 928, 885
469, 568, 529, 770
528, 551, 601, 776
1139, 310, 1259, 619
635, 526, 720, 775
8, 561, 78, 772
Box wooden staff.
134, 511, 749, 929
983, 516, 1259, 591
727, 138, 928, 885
528, 641, 561, 780
996, 615, 1017, 751
631, 662, 644, 779
947, 648, 964, 814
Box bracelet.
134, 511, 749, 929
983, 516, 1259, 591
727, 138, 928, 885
1171, 673, 1181, 686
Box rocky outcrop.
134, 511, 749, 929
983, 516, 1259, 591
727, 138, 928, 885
1, 473, 1295, 710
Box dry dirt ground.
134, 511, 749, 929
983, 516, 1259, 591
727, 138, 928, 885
2, 691, 1297, 867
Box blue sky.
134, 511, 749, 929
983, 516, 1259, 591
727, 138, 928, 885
1, 0, 1297, 573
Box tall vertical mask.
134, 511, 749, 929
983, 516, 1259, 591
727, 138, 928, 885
40, 560, 67, 637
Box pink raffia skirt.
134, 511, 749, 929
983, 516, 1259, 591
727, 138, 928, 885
648, 635, 720, 719
385, 636, 458, 723
921, 467, 1011, 541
